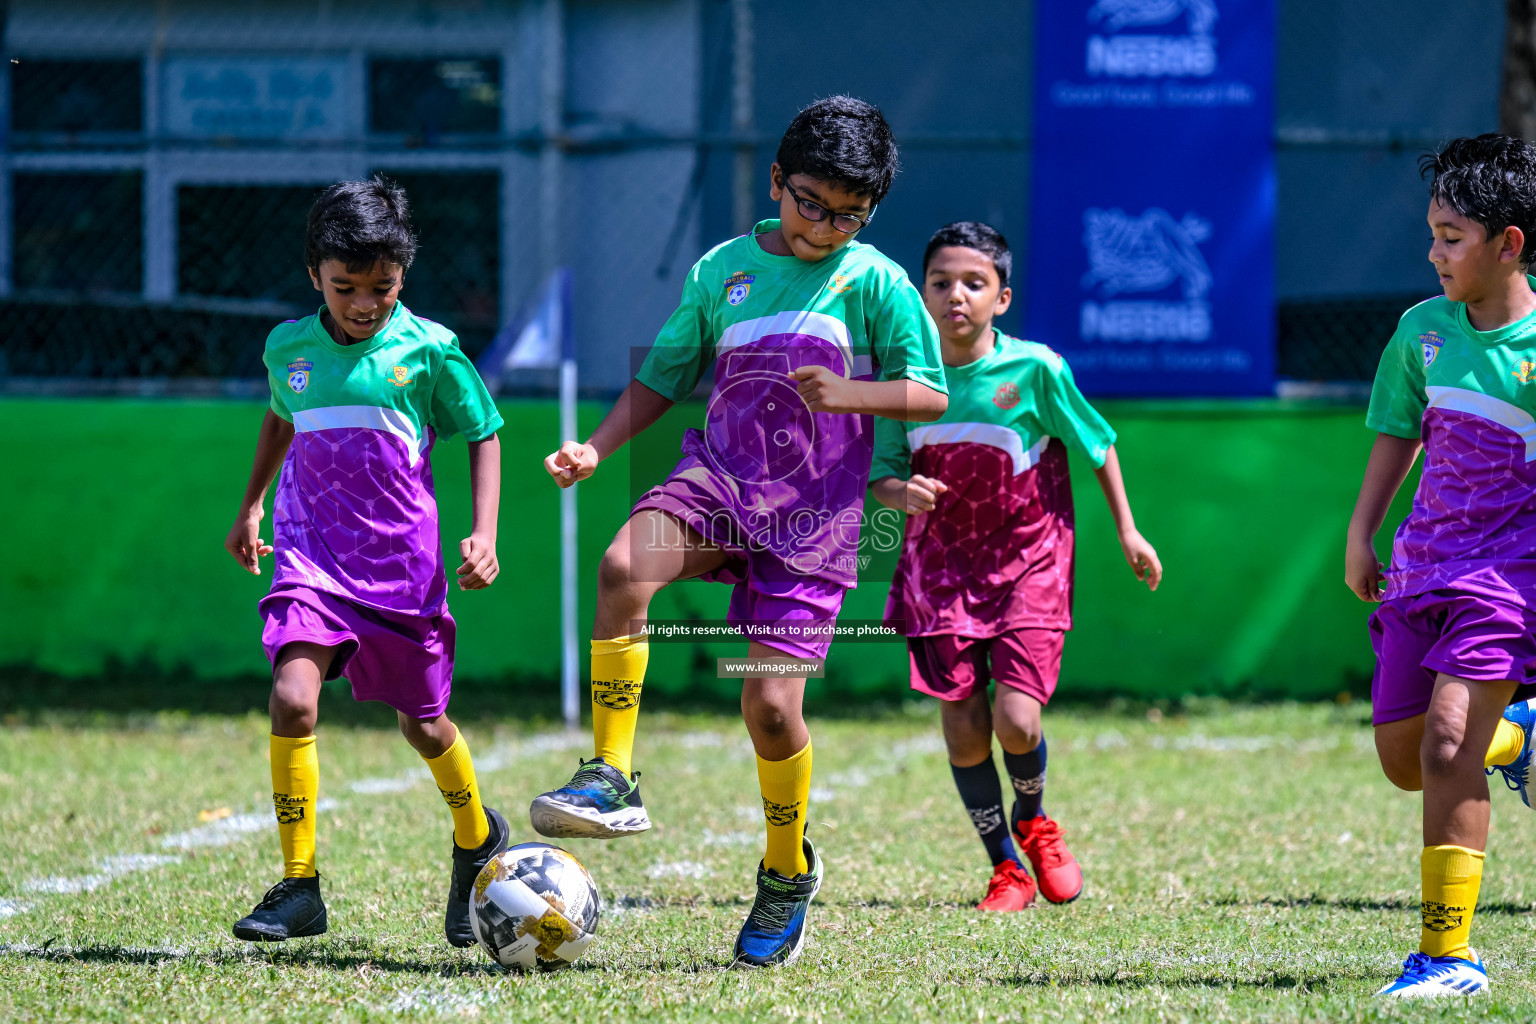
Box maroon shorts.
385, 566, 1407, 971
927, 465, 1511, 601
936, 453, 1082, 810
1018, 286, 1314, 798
1369, 589, 1536, 725
260, 586, 456, 719
907, 629, 1064, 704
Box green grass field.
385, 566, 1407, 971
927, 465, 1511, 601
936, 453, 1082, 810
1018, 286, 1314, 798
3, 701, 1535, 1022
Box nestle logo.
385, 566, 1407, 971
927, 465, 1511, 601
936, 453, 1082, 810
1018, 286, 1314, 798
1086, 0, 1219, 78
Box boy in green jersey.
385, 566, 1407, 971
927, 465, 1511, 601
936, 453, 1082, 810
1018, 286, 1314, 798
1347, 134, 1536, 998
529, 96, 949, 966
871, 221, 1160, 913
223, 178, 508, 946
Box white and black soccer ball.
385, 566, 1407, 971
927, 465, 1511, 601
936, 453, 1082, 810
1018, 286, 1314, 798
469, 842, 601, 971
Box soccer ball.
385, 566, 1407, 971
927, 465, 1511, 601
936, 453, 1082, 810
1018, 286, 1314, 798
468, 842, 602, 971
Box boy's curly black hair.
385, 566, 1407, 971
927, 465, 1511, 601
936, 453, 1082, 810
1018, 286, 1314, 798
775, 96, 899, 204
923, 221, 1013, 289
1420, 133, 1536, 267
305, 175, 418, 272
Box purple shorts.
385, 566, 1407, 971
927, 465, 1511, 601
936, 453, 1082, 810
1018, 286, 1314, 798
1369, 589, 1536, 725
632, 480, 846, 661
908, 630, 1064, 705
260, 586, 456, 719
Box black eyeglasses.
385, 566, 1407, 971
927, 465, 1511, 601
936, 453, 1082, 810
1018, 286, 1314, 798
781, 178, 875, 234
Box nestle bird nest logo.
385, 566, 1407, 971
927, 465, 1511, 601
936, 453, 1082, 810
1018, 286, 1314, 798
1087, 0, 1218, 78
1078, 207, 1213, 344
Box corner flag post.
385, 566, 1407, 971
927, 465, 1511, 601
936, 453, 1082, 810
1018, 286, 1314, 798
557, 269, 580, 731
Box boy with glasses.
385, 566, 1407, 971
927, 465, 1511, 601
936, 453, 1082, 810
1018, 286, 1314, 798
530, 95, 949, 966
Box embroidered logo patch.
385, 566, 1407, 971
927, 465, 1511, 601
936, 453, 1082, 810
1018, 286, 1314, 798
724, 272, 755, 306
286, 358, 312, 393
1515, 361, 1536, 385
828, 272, 856, 294
993, 382, 1021, 410
388, 364, 414, 387
1420, 331, 1444, 368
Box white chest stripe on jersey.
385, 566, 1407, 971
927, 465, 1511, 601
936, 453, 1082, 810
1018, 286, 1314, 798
1425, 385, 1536, 462
717, 310, 869, 378
292, 405, 426, 467
907, 422, 1050, 476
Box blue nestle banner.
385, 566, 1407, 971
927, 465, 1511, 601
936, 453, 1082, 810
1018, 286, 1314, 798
1026, 0, 1277, 396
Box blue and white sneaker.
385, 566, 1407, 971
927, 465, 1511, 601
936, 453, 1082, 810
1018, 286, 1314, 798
530, 757, 652, 839
1376, 951, 1488, 997
732, 837, 823, 968
1488, 698, 1536, 809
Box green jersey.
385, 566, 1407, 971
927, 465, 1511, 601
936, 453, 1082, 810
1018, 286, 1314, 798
872, 331, 1116, 634
1366, 283, 1536, 600
632, 220, 946, 585
264, 303, 503, 614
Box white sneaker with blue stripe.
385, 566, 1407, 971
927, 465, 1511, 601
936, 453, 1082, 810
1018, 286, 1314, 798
1488, 698, 1536, 809
1376, 951, 1488, 997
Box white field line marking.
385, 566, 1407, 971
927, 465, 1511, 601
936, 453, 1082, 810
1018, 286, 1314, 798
388, 986, 508, 1012
7, 731, 580, 918
646, 860, 712, 880
605, 895, 657, 919
161, 799, 340, 850
700, 829, 758, 848
24, 854, 183, 895
809, 787, 836, 803
342, 730, 581, 794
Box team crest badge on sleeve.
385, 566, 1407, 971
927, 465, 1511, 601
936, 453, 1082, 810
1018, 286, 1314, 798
1419, 331, 1443, 368
724, 272, 755, 306
286, 358, 313, 393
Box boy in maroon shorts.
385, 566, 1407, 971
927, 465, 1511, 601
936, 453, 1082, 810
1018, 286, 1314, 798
871, 222, 1162, 910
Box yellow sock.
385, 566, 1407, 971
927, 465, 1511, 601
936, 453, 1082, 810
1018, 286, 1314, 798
1485, 718, 1524, 768
1420, 845, 1485, 960
757, 742, 812, 877
270, 734, 318, 879
592, 633, 648, 776
423, 726, 490, 850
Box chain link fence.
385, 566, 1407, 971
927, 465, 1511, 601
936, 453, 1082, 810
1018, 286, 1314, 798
0, 0, 1512, 390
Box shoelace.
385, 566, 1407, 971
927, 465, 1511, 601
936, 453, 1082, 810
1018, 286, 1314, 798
1490, 763, 1523, 792
748, 886, 799, 933
253, 878, 308, 911
1020, 820, 1070, 867
568, 760, 615, 789
985, 866, 1022, 899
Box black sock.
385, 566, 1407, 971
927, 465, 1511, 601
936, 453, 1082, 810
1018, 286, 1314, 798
949, 755, 1012, 867
1003, 738, 1047, 829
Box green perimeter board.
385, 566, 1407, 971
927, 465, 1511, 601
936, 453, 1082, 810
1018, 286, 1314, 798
0, 398, 1414, 700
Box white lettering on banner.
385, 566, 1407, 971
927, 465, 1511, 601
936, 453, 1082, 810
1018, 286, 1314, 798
163, 57, 347, 139
1086, 35, 1216, 77
1080, 301, 1212, 342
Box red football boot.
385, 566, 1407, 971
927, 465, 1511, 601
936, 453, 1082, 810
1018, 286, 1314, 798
1014, 815, 1083, 904
976, 859, 1036, 911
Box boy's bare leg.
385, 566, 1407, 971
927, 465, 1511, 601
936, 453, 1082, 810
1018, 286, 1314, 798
992, 688, 1043, 756
940, 691, 993, 766
234, 642, 334, 941
593, 509, 728, 638
531, 509, 727, 839
1422, 675, 1516, 848
1407, 673, 1518, 965
742, 659, 812, 877
1376, 715, 1428, 791
941, 691, 1028, 893
270, 642, 332, 738
992, 685, 1080, 901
